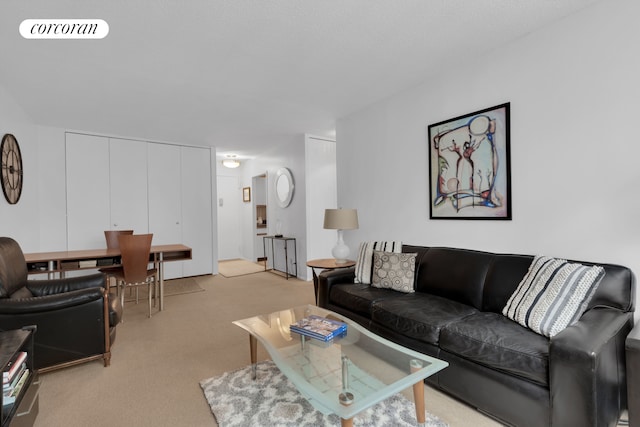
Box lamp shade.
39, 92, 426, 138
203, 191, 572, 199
323, 209, 359, 230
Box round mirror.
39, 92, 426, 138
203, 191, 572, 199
275, 168, 294, 208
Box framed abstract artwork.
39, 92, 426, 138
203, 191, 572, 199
428, 102, 511, 220
243, 187, 251, 202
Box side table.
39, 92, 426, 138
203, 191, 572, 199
306, 258, 355, 305
1, 326, 38, 427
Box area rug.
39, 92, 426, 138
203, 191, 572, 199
218, 259, 265, 278
200, 361, 448, 427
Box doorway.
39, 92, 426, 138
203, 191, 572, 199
252, 174, 267, 262
217, 175, 242, 260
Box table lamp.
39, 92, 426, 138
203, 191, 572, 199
323, 208, 359, 264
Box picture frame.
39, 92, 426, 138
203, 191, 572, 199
242, 187, 251, 202
428, 102, 511, 220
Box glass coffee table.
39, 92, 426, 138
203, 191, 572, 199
233, 305, 448, 427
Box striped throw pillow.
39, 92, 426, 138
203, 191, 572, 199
354, 241, 402, 284
502, 256, 605, 337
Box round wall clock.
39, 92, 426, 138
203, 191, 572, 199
1, 134, 23, 204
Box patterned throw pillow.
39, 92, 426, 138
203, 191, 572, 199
371, 250, 417, 293
502, 256, 605, 338
354, 241, 402, 284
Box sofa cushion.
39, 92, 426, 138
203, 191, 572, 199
440, 311, 550, 386
329, 283, 404, 318
482, 254, 533, 312
371, 293, 478, 345
503, 256, 605, 337
415, 247, 492, 310
354, 241, 402, 284
371, 251, 416, 293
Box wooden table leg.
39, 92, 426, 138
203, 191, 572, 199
250, 334, 257, 380
411, 359, 426, 426
312, 268, 319, 305
412, 379, 426, 426
340, 418, 353, 427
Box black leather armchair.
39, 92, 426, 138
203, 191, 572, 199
0, 237, 122, 372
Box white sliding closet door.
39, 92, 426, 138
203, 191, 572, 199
66, 133, 110, 250
148, 143, 183, 279
109, 138, 148, 233
66, 133, 214, 279
181, 146, 213, 276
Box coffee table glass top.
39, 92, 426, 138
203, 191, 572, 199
233, 304, 448, 420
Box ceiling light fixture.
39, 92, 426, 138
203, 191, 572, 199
222, 155, 240, 169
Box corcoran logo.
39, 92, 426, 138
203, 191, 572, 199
19, 19, 109, 39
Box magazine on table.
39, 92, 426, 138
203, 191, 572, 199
289, 315, 347, 342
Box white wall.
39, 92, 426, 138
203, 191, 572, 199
305, 135, 338, 273
337, 0, 640, 303
0, 86, 40, 251
36, 126, 68, 251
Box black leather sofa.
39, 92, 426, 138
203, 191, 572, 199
318, 245, 636, 427
0, 237, 123, 372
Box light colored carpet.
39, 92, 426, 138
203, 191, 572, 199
34, 273, 503, 427
218, 259, 265, 277
201, 360, 448, 427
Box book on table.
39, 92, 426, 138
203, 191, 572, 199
289, 315, 347, 342
3, 368, 29, 406
3, 351, 27, 384
3, 362, 26, 393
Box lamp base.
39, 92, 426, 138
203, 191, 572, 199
332, 230, 350, 264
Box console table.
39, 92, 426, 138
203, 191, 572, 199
262, 236, 297, 279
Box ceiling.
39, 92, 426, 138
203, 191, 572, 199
0, 0, 599, 159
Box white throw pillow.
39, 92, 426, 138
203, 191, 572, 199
502, 255, 605, 338
354, 241, 402, 284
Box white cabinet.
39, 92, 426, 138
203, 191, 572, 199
148, 144, 214, 278
109, 138, 148, 233
65, 133, 110, 250
66, 134, 148, 250
181, 146, 213, 276
65, 133, 214, 279
148, 143, 183, 279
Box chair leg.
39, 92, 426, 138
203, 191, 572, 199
147, 279, 153, 318
119, 280, 125, 322
153, 276, 158, 308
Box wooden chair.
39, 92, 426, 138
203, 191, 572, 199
99, 230, 134, 294
104, 230, 134, 249
113, 234, 158, 318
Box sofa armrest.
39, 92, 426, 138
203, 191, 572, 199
317, 266, 355, 308
27, 272, 106, 296
550, 307, 633, 426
